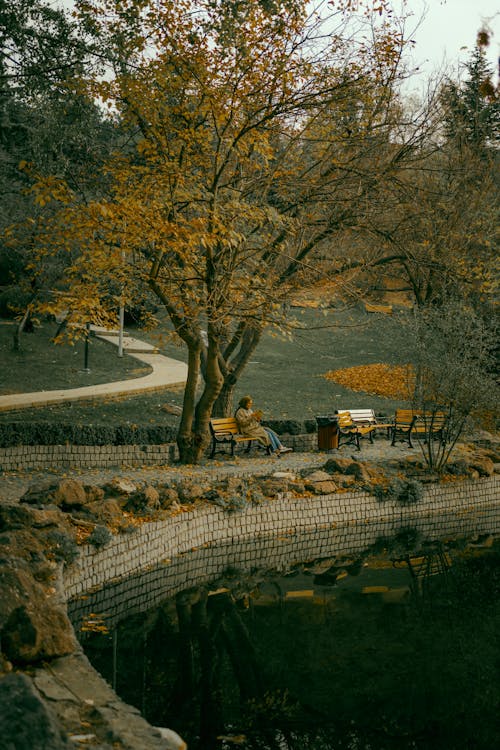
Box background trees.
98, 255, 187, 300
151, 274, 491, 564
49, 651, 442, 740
15, 0, 428, 462
3, 2, 498, 464
0, 0, 117, 337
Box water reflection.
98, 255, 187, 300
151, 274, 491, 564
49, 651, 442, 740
69, 528, 500, 750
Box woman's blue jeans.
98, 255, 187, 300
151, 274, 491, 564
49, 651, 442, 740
265, 428, 281, 452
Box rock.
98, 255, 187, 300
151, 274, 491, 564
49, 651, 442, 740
258, 478, 289, 497
0, 560, 77, 664
157, 487, 180, 509
20, 482, 59, 506
323, 457, 355, 474
143, 486, 160, 510
288, 479, 306, 494
125, 487, 161, 513
0, 673, 71, 749
27, 508, 65, 529
84, 485, 105, 503
86, 498, 124, 526
0, 505, 37, 531
271, 472, 296, 480
468, 454, 495, 477
103, 478, 138, 495
0, 530, 47, 565
303, 470, 337, 495
344, 461, 374, 483
445, 459, 470, 476
331, 473, 356, 487
54, 479, 87, 509
2, 600, 77, 665
155, 726, 187, 750
176, 481, 210, 503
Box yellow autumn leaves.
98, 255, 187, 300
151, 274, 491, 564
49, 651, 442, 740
323, 363, 415, 400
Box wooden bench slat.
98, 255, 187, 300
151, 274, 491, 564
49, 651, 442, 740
391, 409, 447, 448
209, 417, 268, 458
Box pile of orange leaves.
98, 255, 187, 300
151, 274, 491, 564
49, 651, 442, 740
323, 363, 415, 400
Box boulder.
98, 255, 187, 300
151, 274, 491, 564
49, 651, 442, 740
344, 461, 374, 483
288, 479, 306, 494
0, 673, 71, 750
258, 478, 289, 497
85, 498, 124, 527
20, 482, 59, 506
102, 478, 138, 496
176, 481, 210, 503
0, 563, 77, 664
330, 473, 356, 487
0, 505, 37, 531
468, 454, 495, 477
157, 487, 180, 509
303, 470, 337, 495
323, 457, 355, 474
271, 472, 297, 480
84, 485, 105, 503
53, 479, 87, 509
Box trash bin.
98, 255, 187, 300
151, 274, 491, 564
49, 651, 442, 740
315, 415, 339, 450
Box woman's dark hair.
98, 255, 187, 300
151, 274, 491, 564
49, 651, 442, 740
238, 395, 252, 408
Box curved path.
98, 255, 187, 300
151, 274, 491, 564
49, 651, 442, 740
0, 331, 188, 412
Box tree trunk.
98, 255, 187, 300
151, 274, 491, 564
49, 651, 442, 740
177, 327, 224, 464
12, 306, 32, 351
212, 325, 262, 417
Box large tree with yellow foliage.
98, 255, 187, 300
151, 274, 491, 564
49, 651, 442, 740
19, 0, 424, 463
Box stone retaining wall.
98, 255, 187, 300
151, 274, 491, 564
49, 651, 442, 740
0, 434, 317, 471
65, 476, 500, 612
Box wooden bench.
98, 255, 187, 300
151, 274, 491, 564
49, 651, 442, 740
335, 411, 379, 450
209, 417, 270, 459
391, 409, 447, 448
336, 408, 393, 438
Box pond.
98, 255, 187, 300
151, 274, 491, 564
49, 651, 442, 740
68, 528, 500, 750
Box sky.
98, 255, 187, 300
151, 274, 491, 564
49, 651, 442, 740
402, 0, 499, 81
56, 0, 499, 84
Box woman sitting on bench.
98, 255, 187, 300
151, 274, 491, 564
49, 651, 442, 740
235, 396, 292, 458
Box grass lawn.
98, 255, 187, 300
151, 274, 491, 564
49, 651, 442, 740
0, 320, 152, 393
0, 306, 412, 426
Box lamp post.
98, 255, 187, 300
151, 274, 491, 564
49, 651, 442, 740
118, 302, 124, 357
82, 322, 91, 373
118, 247, 126, 357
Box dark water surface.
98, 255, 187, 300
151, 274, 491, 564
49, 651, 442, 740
69, 528, 500, 750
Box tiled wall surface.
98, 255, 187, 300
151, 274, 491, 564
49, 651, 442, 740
65, 475, 500, 627
0, 435, 317, 470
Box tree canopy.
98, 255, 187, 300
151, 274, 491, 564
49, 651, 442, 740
3, 1, 498, 463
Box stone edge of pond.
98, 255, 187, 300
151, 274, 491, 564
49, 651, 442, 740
1, 473, 499, 750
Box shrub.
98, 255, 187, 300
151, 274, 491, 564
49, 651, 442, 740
0, 421, 177, 448
87, 525, 112, 549
372, 478, 424, 505
45, 530, 79, 566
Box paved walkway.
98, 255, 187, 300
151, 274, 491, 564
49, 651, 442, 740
0, 329, 187, 412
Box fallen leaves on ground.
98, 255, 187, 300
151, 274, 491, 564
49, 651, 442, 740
323, 363, 415, 400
